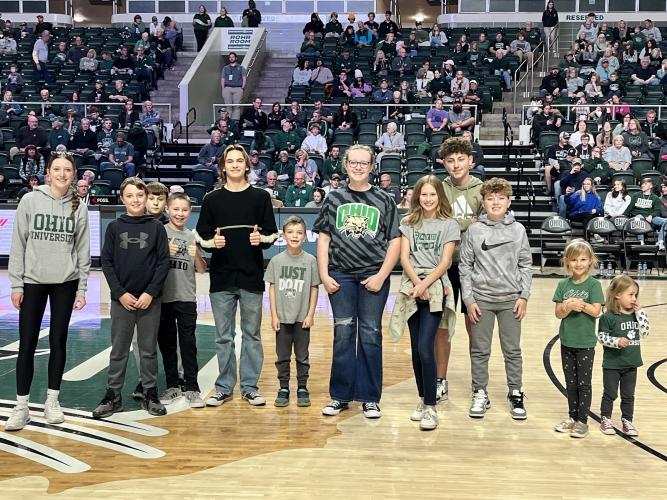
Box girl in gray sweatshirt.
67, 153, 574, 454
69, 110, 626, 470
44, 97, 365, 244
6, 154, 90, 431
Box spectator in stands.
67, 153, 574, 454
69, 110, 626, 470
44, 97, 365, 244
264, 170, 286, 202
531, 103, 562, 146
489, 32, 508, 56
52, 42, 69, 65
375, 32, 396, 58
584, 145, 611, 185
340, 25, 356, 48
242, 0, 262, 27
305, 187, 325, 208
564, 67, 584, 98
375, 121, 405, 165
391, 47, 413, 77
275, 119, 301, 155
294, 149, 319, 185
510, 31, 532, 63
642, 19, 662, 42
285, 101, 307, 131
192, 5, 212, 51
1, 89, 21, 116
365, 12, 379, 37
476, 32, 490, 54
155, 29, 174, 69
594, 33, 608, 55
641, 39, 663, 64
625, 178, 662, 245
333, 101, 358, 134
241, 97, 268, 131
273, 151, 294, 186
301, 13, 323, 37
575, 133, 594, 160
248, 150, 269, 186
34, 15, 52, 35
0, 30, 17, 55
119, 100, 140, 129
134, 46, 157, 91
631, 57, 658, 86
67, 36, 87, 66
48, 117, 69, 150
310, 58, 333, 85
378, 11, 399, 39
540, 65, 566, 97
322, 147, 344, 183
335, 47, 355, 74
448, 100, 475, 135
379, 173, 401, 204
584, 72, 603, 100
292, 59, 312, 86
414, 69, 431, 98
212, 7, 233, 27
18, 145, 45, 182
490, 50, 511, 91
350, 74, 372, 97
220, 52, 246, 122
195, 130, 225, 173
149, 16, 161, 35
622, 118, 652, 159
606, 94, 630, 120
426, 99, 449, 139
559, 52, 579, 72
569, 120, 592, 147
544, 132, 571, 195
373, 50, 390, 77
90, 80, 108, 105
88, 107, 102, 131
97, 117, 116, 158
565, 177, 602, 236
250, 131, 275, 157
128, 120, 148, 166
612, 112, 631, 137
69, 117, 97, 158
450, 70, 469, 100
355, 21, 373, 47
323, 173, 342, 195
301, 123, 327, 156
621, 41, 638, 64
32, 30, 50, 84
643, 109, 665, 141
98, 50, 114, 74
312, 99, 333, 131
600, 48, 620, 74
466, 42, 482, 69
332, 70, 353, 98
4, 64, 22, 93
603, 135, 632, 171
266, 102, 284, 130
100, 131, 136, 176
130, 14, 146, 35
397, 187, 413, 209
596, 120, 614, 153
430, 24, 446, 47
11, 115, 48, 160
207, 119, 235, 146
427, 69, 449, 100
456, 33, 470, 52
299, 31, 321, 58
37, 89, 61, 119
372, 78, 393, 103
76, 179, 91, 205
112, 46, 135, 76
405, 31, 419, 57
78, 48, 98, 74
462, 129, 485, 179
558, 157, 589, 216
284, 171, 313, 207
325, 12, 342, 38
577, 18, 596, 43
604, 179, 631, 218
542, 1, 559, 53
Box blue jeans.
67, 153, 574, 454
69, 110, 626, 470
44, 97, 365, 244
100, 161, 136, 177
210, 288, 263, 395
327, 271, 390, 403
495, 69, 511, 90
652, 216, 666, 242
194, 162, 219, 174
407, 301, 441, 406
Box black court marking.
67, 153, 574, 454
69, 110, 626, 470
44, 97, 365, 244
543, 334, 667, 463
0, 436, 67, 465
646, 358, 667, 395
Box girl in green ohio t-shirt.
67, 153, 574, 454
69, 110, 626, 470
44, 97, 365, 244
552, 239, 604, 439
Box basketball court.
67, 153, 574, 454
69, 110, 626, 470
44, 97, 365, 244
0, 270, 665, 499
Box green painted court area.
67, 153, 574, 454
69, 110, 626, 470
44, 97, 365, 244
0, 315, 219, 410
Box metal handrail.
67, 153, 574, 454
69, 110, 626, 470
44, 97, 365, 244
531, 40, 544, 94
245, 29, 267, 81
521, 103, 666, 126
184, 107, 196, 155
0, 100, 173, 124
512, 57, 529, 114
548, 26, 560, 66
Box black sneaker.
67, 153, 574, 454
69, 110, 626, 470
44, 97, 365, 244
131, 382, 144, 400
322, 400, 349, 416
93, 389, 123, 419
507, 390, 527, 420
143, 388, 167, 416
362, 402, 381, 419
205, 392, 233, 407
274, 388, 290, 407
296, 387, 311, 407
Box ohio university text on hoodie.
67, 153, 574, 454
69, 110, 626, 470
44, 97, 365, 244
101, 214, 170, 301
9, 185, 91, 296
459, 213, 533, 307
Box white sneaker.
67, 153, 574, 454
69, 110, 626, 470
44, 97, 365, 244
410, 401, 426, 421
5, 405, 30, 431
159, 387, 183, 405
242, 391, 267, 406
419, 408, 439, 431
44, 399, 65, 424
436, 380, 449, 403
469, 389, 491, 418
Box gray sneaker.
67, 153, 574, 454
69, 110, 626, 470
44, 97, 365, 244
184, 391, 205, 408
274, 388, 290, 407
93, 389, 123, 419
296, 388, 311, 407
469, 389, 491, 418
159, 387, 182, 405
5, 405, 30, 431
554, 417, 575, 433
570, 421, 589, 438
143, 388, 167, 416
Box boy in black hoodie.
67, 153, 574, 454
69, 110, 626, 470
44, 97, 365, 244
94, 177, 170, 418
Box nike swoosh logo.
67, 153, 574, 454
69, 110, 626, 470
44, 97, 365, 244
481, 240, 512, 251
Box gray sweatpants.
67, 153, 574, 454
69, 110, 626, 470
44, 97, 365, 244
471, 299, 523, 393
275, 322, 310, 388
108, 299, 161, 391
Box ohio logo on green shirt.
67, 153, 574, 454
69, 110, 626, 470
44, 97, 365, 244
336, 203, 380, 239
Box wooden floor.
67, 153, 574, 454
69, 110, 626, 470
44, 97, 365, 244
0, 270, 666, 499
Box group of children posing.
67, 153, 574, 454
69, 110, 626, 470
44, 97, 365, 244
5, 140, 650, 438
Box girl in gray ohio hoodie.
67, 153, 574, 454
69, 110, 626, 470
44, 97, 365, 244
6, 154, 90, 431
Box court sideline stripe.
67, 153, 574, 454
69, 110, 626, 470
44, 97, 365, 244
542, 334, 667, 462
646, 358, 667, 394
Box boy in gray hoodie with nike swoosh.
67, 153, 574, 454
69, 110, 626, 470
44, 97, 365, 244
459, 178, 532, 421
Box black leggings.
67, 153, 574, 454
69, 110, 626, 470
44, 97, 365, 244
16, 280, 78, 396
561, 345, 595, 424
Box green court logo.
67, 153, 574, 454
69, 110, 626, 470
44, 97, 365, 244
336, 203, 380, 239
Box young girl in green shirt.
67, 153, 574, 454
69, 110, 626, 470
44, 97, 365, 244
552, 239, 604, 439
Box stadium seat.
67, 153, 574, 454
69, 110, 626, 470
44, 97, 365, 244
183, 182, 207, 205
101, 168, 125, 193
622, 218, 661, 275
191, 168, 217, 191
539, 215, 572, 272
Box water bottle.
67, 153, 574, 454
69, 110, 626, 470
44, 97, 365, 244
607, 262, 613, 277
599, 262, 605, 276
639, 262, 645, 276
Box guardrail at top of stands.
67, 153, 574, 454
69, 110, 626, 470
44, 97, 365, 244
521, 104, 667, 126
0, 101, 173, 124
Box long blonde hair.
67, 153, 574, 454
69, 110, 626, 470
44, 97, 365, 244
562, 238, 598, 277
402, 175, 452, 227
605, 275, 639, 314
578, 177, 597, 202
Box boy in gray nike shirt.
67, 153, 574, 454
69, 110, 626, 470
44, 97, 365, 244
459, 178, 532, 420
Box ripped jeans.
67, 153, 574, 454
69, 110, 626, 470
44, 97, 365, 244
327, 270, 390, 403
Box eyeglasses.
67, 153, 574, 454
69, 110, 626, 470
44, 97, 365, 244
347, 160, 372, 168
